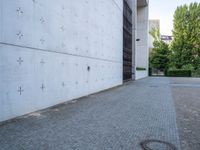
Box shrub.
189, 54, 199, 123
192, 69, 200, 77
167, 69, 191, 77
182, 64, 194, 71
136, 67, 146, 71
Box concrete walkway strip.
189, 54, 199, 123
0, 77, 181, 150
171, 83, 200, 88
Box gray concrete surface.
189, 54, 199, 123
0, 0, 124, 122
170, 78, 200, 150
0, 77, 181, 150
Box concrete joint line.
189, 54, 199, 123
0, 42, 122, 64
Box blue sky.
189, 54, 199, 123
149, 0, 200, 35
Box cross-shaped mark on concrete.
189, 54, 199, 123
40, 59, 45, 65
16, 31, 23, 39
17, 57, 23, 65
40, 38, 45, 44
18, 86, 24, 95
62, 6, 65, 10
62, 82, 65, 87
16, 7, 23, 15
32, 0, 37, 3
61, 26, 65, 32
41, 84, 45, 91
40, 17, 45, 24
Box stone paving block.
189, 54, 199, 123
0, 77, 181, 150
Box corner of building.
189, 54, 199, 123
135, 0, 149, 80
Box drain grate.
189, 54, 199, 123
140, 139, 177, 150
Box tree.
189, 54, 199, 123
149, 27, 160, 42
171, 3, 200, 69
149, 28, 170, 71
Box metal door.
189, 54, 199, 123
123, 0, 133, 81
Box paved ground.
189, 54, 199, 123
0, 77, 181, 150
170, 78, 200, 150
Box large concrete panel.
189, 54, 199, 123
0, 0, 123, 122
135, 5, 149, 80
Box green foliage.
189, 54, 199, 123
149, 34, 171, 70
136, 67, 146, 71
167, 69, 192, 77
192, 69, 200, 77
182, 64, 194, 70
149, 27, 171, 71
149, 27, 160, 42
171, 2, 200, 69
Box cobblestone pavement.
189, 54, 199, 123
170, 78, 200, 150
0, 77, 181, 150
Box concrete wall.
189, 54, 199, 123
0, 0, 123, 122
135, 5, 149, 80
131, 0, 137, 80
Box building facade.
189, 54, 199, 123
0, 0, 149, 122
161, 35, 173, 45
135, 1, 149, 80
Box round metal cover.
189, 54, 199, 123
140, 139, 177, 150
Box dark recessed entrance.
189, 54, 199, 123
123, 0, 133, 81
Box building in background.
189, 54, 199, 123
0, 0, 149, 122
148, 19, 160, 52
161, 35, 173, 45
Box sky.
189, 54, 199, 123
149, 0, 200, 35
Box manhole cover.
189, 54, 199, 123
140, 139, 177, 150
